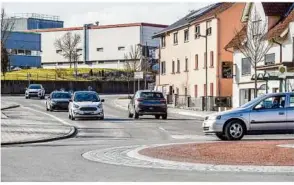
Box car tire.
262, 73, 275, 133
162, 114, 167, 120
99, 116, 104, 120
49, 106, 53, 112
155, 115, 160, 119
224, 120, 245, 141
68, 113, 71, 119
25, 96, 28, 99
215, 133, 228, 141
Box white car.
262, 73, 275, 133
68, 91, 105, 120
25, 84, 45, 99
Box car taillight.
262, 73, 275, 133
136, 98, 144, 102
160, 99, 166, 103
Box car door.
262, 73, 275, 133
249, 95, 287, 131
287, 94, 294, 130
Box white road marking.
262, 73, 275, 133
23, 106, 72, 127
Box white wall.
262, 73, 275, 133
88, 26, 141, 61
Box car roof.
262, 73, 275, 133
136, 90, 163, 94
51, 91, 70, 94
74, 91, 97, 94
29, 84, 42, 86
264, 92, 294, 97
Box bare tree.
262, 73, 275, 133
124, 44, 142, 94
1, 8, 15, 76
233, 8, 272, 98
54, 32, 81, 69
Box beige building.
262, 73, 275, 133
154, 3, 245, 102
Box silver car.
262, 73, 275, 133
25, 84, 45, 99
203, 92, 294, 140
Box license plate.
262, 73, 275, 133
84, 112, 94, 115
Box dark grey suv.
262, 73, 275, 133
128, 90, 167, 119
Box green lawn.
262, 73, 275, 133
1, 68, 126, 81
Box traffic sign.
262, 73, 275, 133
134, 71, 143, 79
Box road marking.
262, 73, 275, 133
23, 106, 72, 127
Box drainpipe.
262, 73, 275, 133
216, 17, 221, 97
272, 38, 283, 92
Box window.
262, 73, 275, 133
25, 50, 31, 55
195, 25, 200, 39
241, 58, 251, 75
161, 36, 166, 47
204, 84, 207, 96
161, 61, 166, 75
18, 49, 25, 55
290, 95, 294, 107
56, 50, 62, 54
173, 32, 178, 45
265, 53, 275, 65
252, 20, 262, 38
272, 88, 279, 93
185, 58, 188, 72
194, 85, 198, 97
254, 95, 286, 110
172, 60, 175, 74
210, 83, 214, 96
195, 54, 198, 69
184, 29, 189, 42
204, 52, 207, 68
177, 59, 180, 73
206, 21, 212, 35
97, 48, 103, 52
210, 51, 214, 67
118, 46, 125, 51
98, 61, 104, 64
11, 49, 17, 55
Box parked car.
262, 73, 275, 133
25, 84, 45, 99
128, 90, 167, 119
68, 91, 104, 120
202, 92, 294, 140
46, 91, 72, 111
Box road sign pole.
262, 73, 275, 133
138, 79, 140, 90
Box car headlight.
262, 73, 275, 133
51, 101, 57, 104
209, 115, 222, 120
73, 104, 79, 109
97, 104, 102, 108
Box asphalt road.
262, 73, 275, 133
1, 95, 294, 182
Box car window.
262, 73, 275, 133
290, 95, 294, 107
29, 85, 41, 89
140, 92, 164, 99
74, 93, 100, 102
254, 95, 286, 110
240, 94, 266, 108
52, 93, 71, 99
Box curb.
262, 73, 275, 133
1, 104, 20, 110
1, 126, 77, 146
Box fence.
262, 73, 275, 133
173, 95, 231, 111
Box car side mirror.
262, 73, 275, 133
101, 99, 105, 102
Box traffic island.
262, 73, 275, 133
139, 140, 294, 166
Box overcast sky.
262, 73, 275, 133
2, 2, 212, 27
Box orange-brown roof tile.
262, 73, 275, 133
262, 3, 293, 16
26, 22, 168, 33
267, 8, 294, 39
224, 25, 247, 50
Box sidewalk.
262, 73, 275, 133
1, 103, 76, 145
113, 99, 215, 120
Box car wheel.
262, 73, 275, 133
224, 120, 245, 140
49, 106, 53, 112
155, 115, 160, 119
99, 116, 104, 120
68, 112, 71, 119
215, 133, 228, 140
25, 96, 28, 99
162, 114, 167, 120
71, 115, 75, 120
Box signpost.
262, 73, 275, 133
134, 71, 144, 90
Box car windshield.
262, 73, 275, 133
74, 92, 100, 102
29, 85, 41, 89
239, 94, 267, 108
52, 93, 71, 99
140, 92, 164, 99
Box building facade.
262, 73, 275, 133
225, 2, 294, 108
29, 23, 167, 69
3, 13, 63, 68
154, 3, 245, 105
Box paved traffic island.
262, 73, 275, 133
139, 140, 294, 166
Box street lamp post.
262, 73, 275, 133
199, 26, 208, 111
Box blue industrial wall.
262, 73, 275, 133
9, 55, 41, 67
5, 32, 41, 50
27, 18, 63, 30
5, 32, 42, 67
